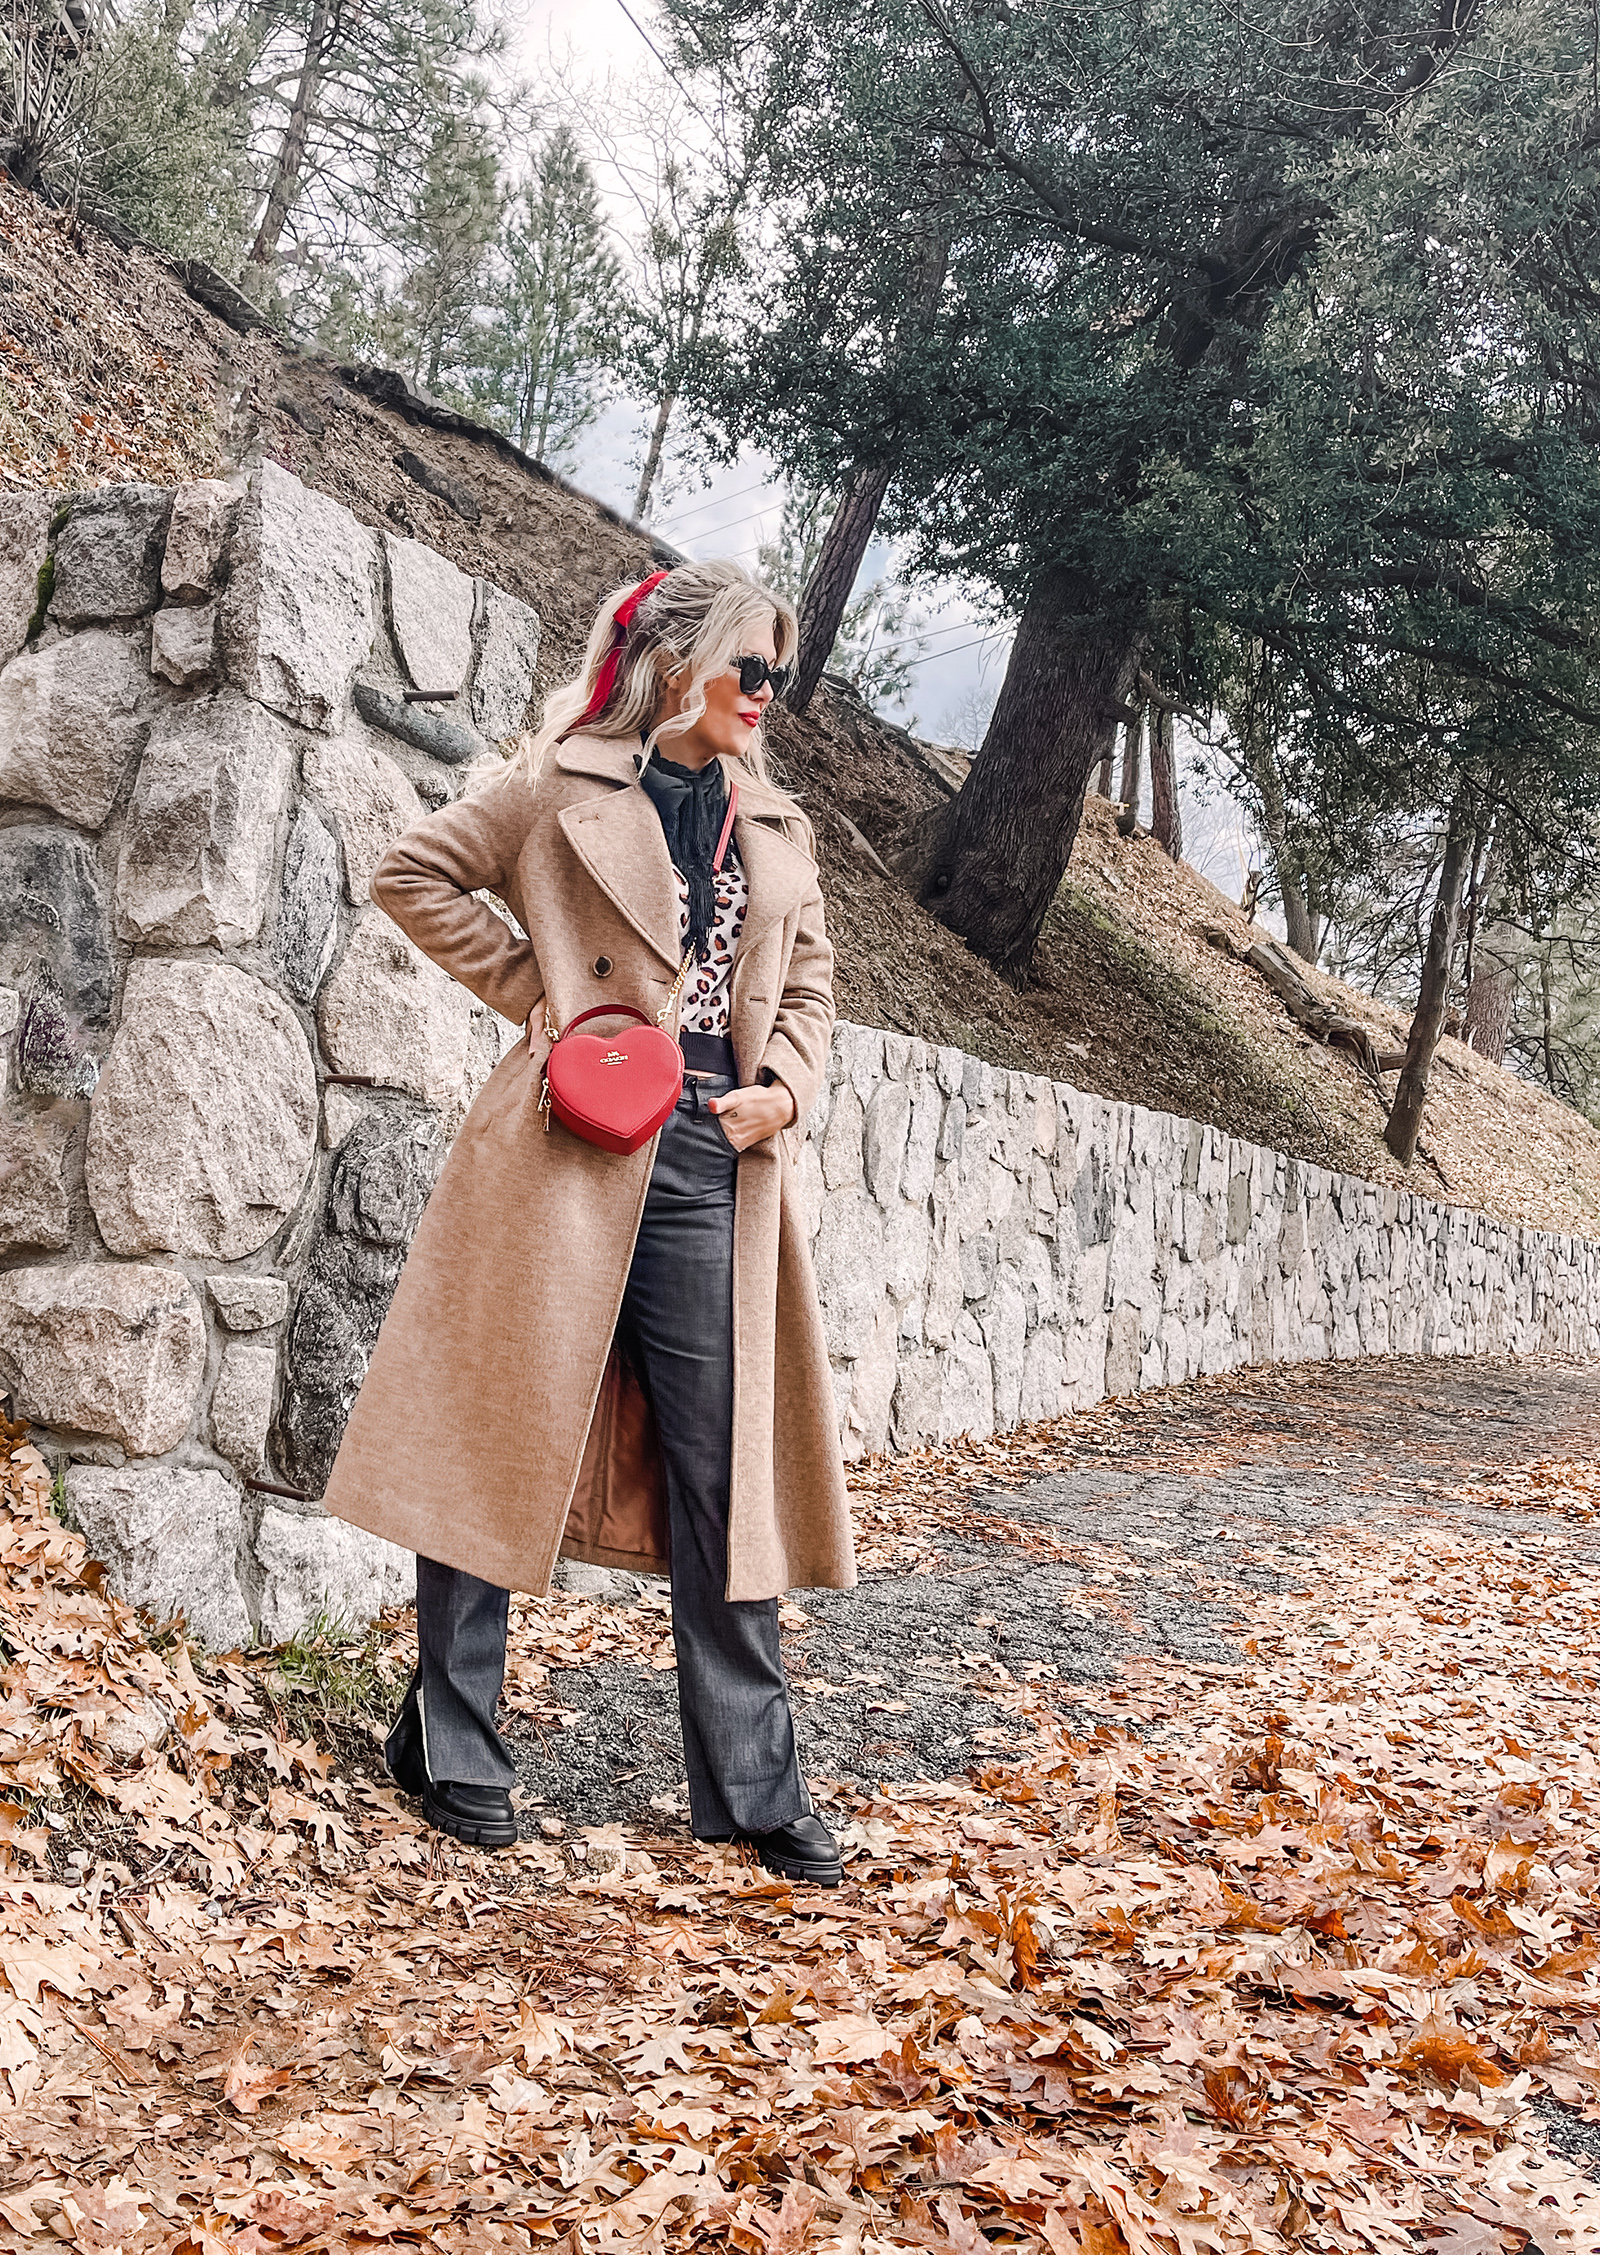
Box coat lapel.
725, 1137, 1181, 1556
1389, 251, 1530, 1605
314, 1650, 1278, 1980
554, 732, 814, 980
556, 738, 680, 972
733, 805, 813, 956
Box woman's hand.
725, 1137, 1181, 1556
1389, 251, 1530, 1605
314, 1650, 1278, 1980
707, 1080, 797, 1151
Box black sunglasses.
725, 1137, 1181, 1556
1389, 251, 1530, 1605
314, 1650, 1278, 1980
731, 653, 790, 698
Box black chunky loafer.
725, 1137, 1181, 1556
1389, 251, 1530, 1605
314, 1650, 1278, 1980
420, 1779, 517, 1850
724, 1812, 843, 1886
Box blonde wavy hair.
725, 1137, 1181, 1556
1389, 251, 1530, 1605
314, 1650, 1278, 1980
516, 558, 798, 786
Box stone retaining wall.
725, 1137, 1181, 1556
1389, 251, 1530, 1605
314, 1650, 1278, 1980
3, 471, 1598, 1646
0, 468, 538, 1642
800, 1024, 1600, 1459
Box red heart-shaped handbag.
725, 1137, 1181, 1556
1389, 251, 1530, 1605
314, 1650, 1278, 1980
543, 1006, 684, 1155
537, 780, 739, 1157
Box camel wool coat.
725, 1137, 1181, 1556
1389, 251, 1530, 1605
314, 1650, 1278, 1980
320, 731, 857, 1604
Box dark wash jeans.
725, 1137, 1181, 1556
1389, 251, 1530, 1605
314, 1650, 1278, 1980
385, 1075, 809, 1839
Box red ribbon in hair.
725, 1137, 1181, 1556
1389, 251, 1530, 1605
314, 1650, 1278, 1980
574, 569, 671, 728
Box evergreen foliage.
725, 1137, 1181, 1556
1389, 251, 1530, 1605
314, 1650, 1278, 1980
667, 0, 1600, 1135
389, 101, 503, 402
478, 126, 620, 466
76, 3, 250, 270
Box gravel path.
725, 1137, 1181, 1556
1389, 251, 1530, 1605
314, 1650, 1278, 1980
497, 1352, 1600, 2176
506, 1352, 1600, 1824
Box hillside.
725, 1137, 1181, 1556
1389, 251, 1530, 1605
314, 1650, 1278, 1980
5, 178, 1600, 1240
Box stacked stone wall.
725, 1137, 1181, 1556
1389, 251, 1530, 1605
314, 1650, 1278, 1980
3, 470, 1598, 1644
0, 468, 540, 1642
800, 1025, 1600, 1461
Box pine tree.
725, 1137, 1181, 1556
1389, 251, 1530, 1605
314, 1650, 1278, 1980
88, 3, 253, 270
572, 77, 763, 521
392, 98, 502, 401
669, 0, 1600, 968
671, 0, 1600, 1159
481, 126, 618, 466
234, 0, 498, 316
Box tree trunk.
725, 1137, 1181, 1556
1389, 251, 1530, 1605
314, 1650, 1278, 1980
1118, 705, 1144, 815
633, 390, 675, 520
248, 0, 330, 271
1094, 746, 1115, 796
1463, 915, 1518, 1064
1149, 704, 1182, 858
1464, 952, 1516, 1065
904, 565, 1141, 975
1278, 872, 1318, 966
1241, 717, 1318, 962
1385, 791, 1473, 1168
785, 460, 895, 714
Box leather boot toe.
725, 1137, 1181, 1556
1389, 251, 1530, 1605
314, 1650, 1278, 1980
735, 1812, 843, 1886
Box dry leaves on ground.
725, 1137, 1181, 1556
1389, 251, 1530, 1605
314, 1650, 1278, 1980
0, 190, 218, 491
1059, 800, 1600, 1239
3, 1400, 1600, 2255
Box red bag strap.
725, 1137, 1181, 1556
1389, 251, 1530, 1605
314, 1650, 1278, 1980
713, 781, 739, 871
555, 1004, 656, 1041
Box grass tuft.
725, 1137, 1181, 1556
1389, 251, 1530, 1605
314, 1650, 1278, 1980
23, 552, 54, 643
264, 1610, 404, 1740
48, 1461, 76, 1533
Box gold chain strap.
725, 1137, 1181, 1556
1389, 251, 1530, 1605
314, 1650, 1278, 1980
655, 948, 696, 1027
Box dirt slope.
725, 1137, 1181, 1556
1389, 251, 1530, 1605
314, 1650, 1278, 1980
5, 179, 1600, 1238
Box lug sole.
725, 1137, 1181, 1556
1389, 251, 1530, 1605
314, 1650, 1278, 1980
756, 1852, 843, 1887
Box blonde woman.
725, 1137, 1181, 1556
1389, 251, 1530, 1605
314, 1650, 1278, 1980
323, 560, 856, 1884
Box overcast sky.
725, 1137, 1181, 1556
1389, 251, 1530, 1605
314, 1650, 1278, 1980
504, 1, 1261, 905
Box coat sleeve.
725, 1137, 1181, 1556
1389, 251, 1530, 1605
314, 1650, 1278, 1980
758, 852, 836, 1121
370, 766, 545, 1026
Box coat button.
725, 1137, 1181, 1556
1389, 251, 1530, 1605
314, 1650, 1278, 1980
593, 955, 613, 978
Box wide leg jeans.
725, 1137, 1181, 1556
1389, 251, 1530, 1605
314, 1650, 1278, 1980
385, 1076, 809, 1839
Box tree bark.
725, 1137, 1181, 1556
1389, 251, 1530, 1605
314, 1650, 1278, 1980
248, 0, 330, 271
1385, 791, 1473, 1168
785, 460, 895, 714
633, 390, 675, 520
1094, 745, 1115, 797
903, 564, 1141, 975
1463, 907, 1518, 1064
1118, 705, 1144, 815
1240, 715, 1318, 962
1149, 703, 1182, 858
1463, 951, 1517, 1064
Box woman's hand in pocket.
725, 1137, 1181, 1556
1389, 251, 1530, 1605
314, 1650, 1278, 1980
707, 1081, 796, 1151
